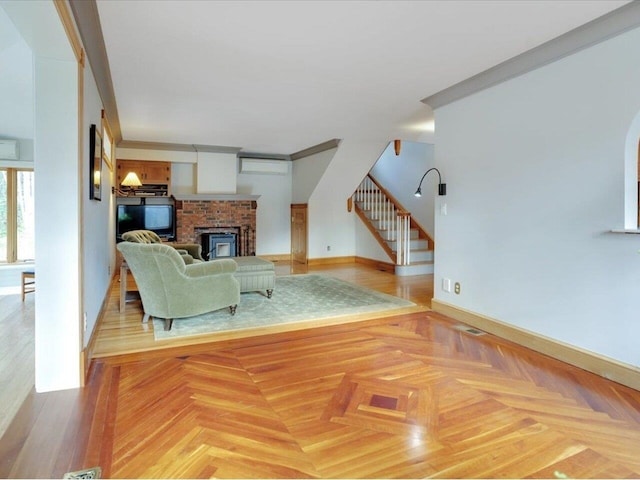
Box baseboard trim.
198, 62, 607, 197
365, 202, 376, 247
83, 270, 118, 382
355, 256, 395, 273
308, 256, 356, 266
431, 299, 640, 391
258, 254, 290, 263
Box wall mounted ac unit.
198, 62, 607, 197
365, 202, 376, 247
239, 158, 289, 175
0, 139, 19, 160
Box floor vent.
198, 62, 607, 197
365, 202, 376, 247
454, 325, 486, 336
63, 467, 101, 479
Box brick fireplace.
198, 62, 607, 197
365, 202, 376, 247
175, 197, 258, 257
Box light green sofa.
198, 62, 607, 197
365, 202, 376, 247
117, 242, 240, 331
121, 229, 205, 264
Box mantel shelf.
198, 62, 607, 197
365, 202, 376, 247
173, 194, 261, 201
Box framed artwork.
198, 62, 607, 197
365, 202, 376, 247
89, 123, 102, 201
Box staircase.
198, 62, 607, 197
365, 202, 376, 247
352, 175, 434, 276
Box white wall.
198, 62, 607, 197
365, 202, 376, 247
433, 25, 640, 367
371, 141, 436, 234
308, 138, 388, 258
171, 162, 196, 195
197, 151, 236, 194
292, 147, 336, 204
238, 165, 292, 255
34, 55, 80, 392
82, 61, 113, 347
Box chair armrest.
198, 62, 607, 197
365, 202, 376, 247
185, 258, 237, 277
173, 243, 204, 261
171, 249, 194, 264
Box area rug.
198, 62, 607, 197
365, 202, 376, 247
153, 274, 415, 340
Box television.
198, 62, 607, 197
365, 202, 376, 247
117, 204, 175, 240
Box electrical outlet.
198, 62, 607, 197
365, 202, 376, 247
454, 282, 461, 294
327, 245, 331, 251
83, 312, 87, 331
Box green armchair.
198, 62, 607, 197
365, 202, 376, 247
121, 229, 205, 264
117, 242, 240, 331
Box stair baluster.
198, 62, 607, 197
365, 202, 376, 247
352, 174, 433, 274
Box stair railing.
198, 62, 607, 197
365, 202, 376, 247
352, 175, 413, 265
396, 212, 411, 265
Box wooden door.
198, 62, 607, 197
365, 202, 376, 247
291, 204, 308, 264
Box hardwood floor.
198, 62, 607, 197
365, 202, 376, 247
91, 261, 432, 358
2, 262, 640, 478
0, 286, 34, 440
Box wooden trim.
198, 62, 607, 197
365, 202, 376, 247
54, 0, 84, 65
77, 57, 85, 387
6, 170, 17, 262
83, 269, 117, 377
308, 256, 356, 266
431, 298, 640, 391
354, 256, 395, 273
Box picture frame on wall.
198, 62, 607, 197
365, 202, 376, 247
89, 123, 102, 201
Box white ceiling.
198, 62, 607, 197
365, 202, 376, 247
96, 0, 629, 155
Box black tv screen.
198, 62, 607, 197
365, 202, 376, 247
117, 204, 175, 239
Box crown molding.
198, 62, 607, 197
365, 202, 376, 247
238, 151, 291, 161
290, 139, 341, 161
118, 140, 196, 152
194, 144, 242, 154
423, 1, 640, 109
117, 140, 241, 154
69, 0, 122, 142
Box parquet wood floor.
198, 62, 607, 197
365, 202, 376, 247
83, 311, 640, 479
3, 263, 640, 478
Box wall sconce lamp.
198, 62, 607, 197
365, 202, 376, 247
414, 167, 446, 197
112, 171, 143, 196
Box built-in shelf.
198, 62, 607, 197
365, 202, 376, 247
173, 194, 261, 201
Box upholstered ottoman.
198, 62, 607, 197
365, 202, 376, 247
233, 256, 275, 298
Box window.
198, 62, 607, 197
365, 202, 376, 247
0, 168, 34, 263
